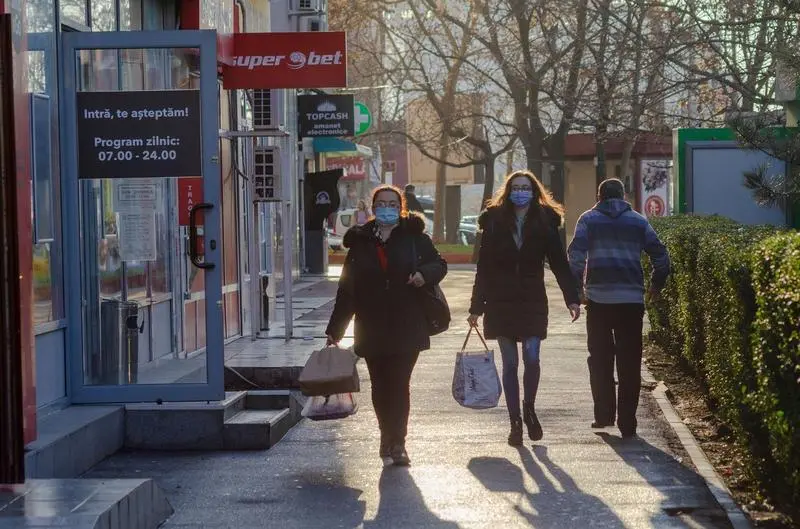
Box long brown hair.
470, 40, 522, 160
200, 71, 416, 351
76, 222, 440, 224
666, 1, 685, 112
487, 170, 565, 230
370, 184, 408, 219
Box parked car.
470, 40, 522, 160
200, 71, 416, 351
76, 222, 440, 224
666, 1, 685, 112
326, 208, 362, 251
458, 215, 478, 245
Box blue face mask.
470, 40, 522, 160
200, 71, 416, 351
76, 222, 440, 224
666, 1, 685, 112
375, 206, 400, 225
509, 190, 533, 207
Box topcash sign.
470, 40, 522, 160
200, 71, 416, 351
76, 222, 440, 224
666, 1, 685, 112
222, 32, 348, 90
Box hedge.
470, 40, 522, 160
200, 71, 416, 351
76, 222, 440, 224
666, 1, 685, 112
646, 215, 800, 514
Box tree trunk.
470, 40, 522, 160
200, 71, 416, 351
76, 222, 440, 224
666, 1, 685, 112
433, 138, 449, 243
619, 138, 636, 188
471, 157, 495, 263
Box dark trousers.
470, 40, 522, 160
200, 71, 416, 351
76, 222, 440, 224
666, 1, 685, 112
586, 301, 645, 435
364, 351, 420, 445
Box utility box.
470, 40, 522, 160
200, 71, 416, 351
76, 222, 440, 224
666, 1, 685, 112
99, 299, 140, 385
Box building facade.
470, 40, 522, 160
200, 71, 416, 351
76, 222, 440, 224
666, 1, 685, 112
2, 0, 311, 443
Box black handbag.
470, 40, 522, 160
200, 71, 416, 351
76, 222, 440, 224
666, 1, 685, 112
411, 239, 451, 336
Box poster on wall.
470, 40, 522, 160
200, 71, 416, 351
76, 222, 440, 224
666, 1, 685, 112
118, 212, 157, 261
76, 90, 201, 179
639, 159, 671, 218
113, 179, 161, 212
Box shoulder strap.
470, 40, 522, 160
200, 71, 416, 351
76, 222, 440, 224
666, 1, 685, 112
411, 237, 418, 273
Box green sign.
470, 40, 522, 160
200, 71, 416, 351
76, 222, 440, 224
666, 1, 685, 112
354, 101, 372, 136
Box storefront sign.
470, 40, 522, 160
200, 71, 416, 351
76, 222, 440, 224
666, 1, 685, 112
223, 32, 348, 89
76, 90, 201, 179
178, 177, 204, 226
119, 212, 157, 261
298, 94, 354, 137
325, 155, 366, 180
639, 159, 670, 218
354, 102, 372, 136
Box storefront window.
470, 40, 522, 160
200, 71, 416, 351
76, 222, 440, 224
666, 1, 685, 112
91, 0, 117, 31
119, 0, 142, 30
60, 0, 88, 26
27, 0, 63, 327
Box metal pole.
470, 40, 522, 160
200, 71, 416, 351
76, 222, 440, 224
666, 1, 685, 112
283, 201, 293, 341
249, 201, 260, 340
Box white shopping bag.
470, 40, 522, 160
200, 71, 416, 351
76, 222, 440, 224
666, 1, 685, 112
452, 327, 501, 409
301, 393, 358, 421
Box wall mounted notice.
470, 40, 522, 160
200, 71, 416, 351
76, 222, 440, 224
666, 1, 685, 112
119, 212, 157, 262
113, 179, 161, 213
76, 90, 202, 179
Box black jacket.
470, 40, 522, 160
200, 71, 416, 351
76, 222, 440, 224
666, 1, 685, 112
404, 192, 424, 213
326, 213, 447, 357
469, 206, 579, 340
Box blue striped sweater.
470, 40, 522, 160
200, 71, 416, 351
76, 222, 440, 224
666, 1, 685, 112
567, 199, 670, 304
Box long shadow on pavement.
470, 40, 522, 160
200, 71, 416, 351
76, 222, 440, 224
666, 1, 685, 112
596, 432, 732, 528
363, 466, 460, 529
469, 446, 627, 529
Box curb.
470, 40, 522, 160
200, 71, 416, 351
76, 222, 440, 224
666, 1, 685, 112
644, 366, 753, 529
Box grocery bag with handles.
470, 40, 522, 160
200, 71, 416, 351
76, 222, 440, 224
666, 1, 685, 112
301, 393, 358, 421
452, 326, 502, 409
298, 345, 360, 397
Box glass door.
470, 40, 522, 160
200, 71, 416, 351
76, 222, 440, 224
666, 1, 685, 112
61, 30, 223, 403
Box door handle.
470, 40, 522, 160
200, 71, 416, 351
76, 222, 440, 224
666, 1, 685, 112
189, 202, 215, 270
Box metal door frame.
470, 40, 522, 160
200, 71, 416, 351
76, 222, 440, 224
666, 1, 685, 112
61, 30, 224, 403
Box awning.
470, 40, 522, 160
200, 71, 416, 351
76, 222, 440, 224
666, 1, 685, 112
312, 137, 373, 158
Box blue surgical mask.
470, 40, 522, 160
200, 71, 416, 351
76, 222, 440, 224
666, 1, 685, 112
510, 190, 533, 207
375, 206, 400, 225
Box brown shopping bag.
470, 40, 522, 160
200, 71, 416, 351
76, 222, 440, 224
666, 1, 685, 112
298, 346, 360, 396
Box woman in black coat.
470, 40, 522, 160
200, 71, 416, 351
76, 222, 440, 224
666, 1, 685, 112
468, 170, 581, 446
326, 185, 447, 466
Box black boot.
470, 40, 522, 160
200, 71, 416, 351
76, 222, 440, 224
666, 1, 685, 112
523, 400, 543, 441
508, 417, 523, 447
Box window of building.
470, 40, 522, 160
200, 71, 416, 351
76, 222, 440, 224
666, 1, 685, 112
27, 0, 64, 328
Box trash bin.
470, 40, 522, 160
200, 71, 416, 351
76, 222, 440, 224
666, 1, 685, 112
100, 299, 140, 385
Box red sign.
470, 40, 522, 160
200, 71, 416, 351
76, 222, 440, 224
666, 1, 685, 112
644, 195, 665, 217
223, 32, 348, 89
325, 156, 366, 181
178, 177, 204, 226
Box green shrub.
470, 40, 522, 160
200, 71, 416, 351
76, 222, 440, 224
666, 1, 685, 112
749, 233, 800, 507
647, 216, 799, 517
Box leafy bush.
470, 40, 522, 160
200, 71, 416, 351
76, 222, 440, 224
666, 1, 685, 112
647, 216, 800, 515
749, 233, 800, 507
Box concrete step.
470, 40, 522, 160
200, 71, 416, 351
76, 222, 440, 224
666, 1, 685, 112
0, 478, 172, 529
124, 391, 248, 450
25, 405, 124, 479
245, 389, 292, 409
223, 409, 292, 450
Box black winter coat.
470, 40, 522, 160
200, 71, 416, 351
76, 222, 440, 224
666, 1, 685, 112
469, 206, 579, 340
326, 213, 448, 357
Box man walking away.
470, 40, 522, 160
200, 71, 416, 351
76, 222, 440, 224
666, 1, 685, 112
404, 184, 424, 213
567, 178, 670, 439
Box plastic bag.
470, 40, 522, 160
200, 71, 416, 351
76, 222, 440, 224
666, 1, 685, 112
301, 393, 358, 421
452, 327, 501, 409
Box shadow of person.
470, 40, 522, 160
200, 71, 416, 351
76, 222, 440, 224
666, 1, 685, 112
363, 466, 460, 529
596, 432, 731, 528
283, 478, 367, 529
469, 447, 627, 529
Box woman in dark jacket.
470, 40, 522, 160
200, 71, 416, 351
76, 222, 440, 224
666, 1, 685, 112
468, 170, 581, 446
326, 185, 447, 466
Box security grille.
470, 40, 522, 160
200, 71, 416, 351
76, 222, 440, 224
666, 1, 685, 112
254, 146, 280, 202
252, 89, 283, 130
